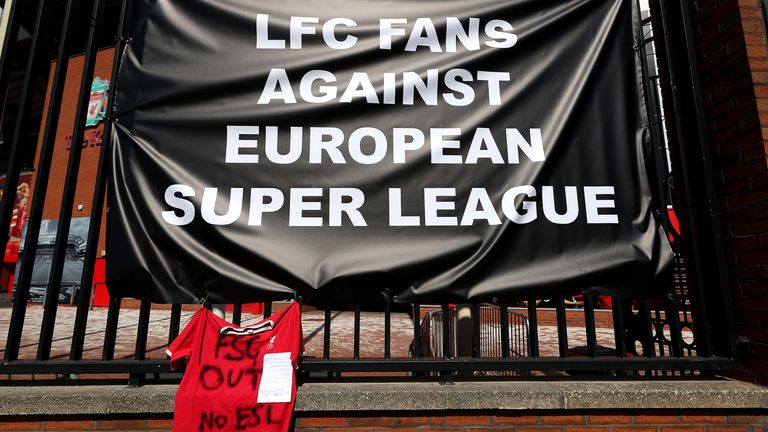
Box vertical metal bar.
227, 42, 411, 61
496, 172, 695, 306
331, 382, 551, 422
522, 313, 529, 357
488, 306, 495, 357
499, 304, 509, 358
471, 303, 480, 358
168, 304, 181, 345
512, 313, 518, 357
655, 0, 724, 359
0, 0, 47, 259
384, 291, 391, 359
129, 300, 151, 387
653, 300, 666, 356
0, 0, 11, 51
555, 297, 569, 357
638, 300, 656, 357
232, 304, 242, 326
635, 0, 671, 231
514, 314, 521, 357
0, 0, 21, 110
676, 261, 692, 326
676, 277, 694, 356
263, 302, 272, 318
654, 0, 713, 356
71, 0, 133, 360
134, 300, 151, 360
441, 304, 450, 359
665, 294, 684, 357
613, 297, 627, 358
492, 307, 498, 357
102, 297, 121, 360
411, 304, 420, 359
676, 0, 736, 359
38, 0, 107, 361
353, 304, 360, 360
7, 0, 50, 354
527, 299, 539, 358
2, 0, 52, 362
583, 291, 598, 358
481, 306, 488, 357
3, 0, 85, 362
323, 307, 331, 360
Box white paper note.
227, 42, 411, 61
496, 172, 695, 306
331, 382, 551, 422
257, 352, 293, 403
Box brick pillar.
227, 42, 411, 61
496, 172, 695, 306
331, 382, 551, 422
688, 0, 768, 384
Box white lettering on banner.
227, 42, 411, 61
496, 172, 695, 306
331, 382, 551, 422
257, 69, 297, 105
156, 13, 630, 232
445, 17, 481, 52
162, 185, 196, 225
430, 128, 462, 164
323, 18, 358, 49
465, 128, 505, 164
584, 186, 620, 224
299, 71, 338, 103
541, 186, 579, 225
402, 70, 438, 105
201, 188, 243, 225
329, 188, 367, 227
339, 72, 379, 103
225, 126, 260, 163
424, 188, 458, 226
393, 128, 425, 163
308, 127, 346, 164
289, 188, 323, 227
501, 186, 538, 224
254, 68, 510, 106
289, 17, 319, 49
461, 188, 502, 226
264, 127, 303, 164
248, 189, 284, 226
442, 69, 475, 107
161, 185, 619, 227
389, 188, 421, 226
225, 126, 545, 165
405, 18, 443, 52
484, 20, 518, 48
379, 18, 407, 50
254, 14, 517, 51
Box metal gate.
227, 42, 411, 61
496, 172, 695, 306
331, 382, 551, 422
0, 0, 739, 383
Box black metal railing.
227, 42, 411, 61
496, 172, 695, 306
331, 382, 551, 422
0, 0, 739, 384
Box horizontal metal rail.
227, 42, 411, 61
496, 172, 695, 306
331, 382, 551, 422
302, 357, 737, 373
0, 356, 736, 376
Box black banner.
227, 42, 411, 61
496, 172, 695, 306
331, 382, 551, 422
107, 0, 673, 304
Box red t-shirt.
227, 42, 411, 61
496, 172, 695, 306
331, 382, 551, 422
167, 302, 303, 432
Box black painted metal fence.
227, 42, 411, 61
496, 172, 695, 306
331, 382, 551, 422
0, 0, 739, 383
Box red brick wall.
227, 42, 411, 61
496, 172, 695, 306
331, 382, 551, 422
32, 48, 114, 256
0, 411, 765, 431
688, 0, 768, 385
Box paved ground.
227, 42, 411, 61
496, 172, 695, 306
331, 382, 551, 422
0, 303, 629, 362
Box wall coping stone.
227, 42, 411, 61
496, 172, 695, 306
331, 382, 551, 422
0, 379, 766, 416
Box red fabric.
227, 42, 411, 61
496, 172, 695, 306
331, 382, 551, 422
168, 302, 303, 432
92, 259, 110, 307
226, 303, 265, 315
667, 206, 681, 242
